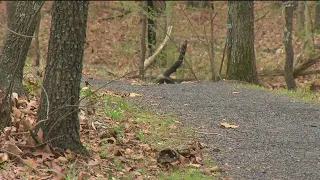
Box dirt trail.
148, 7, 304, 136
84, 77, 320, 180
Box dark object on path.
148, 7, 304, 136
157, 148, 179, 164
156, 40, 188, 84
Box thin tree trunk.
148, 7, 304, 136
209, 2, 216, 81
0, 1, 43, 95
140, 2, 147, 79
32, 13, 41, 67
226, 2, 232, 76
297, 1, 305, 36
147, 0, 156, 56
284, 2, 297, 90
315, 1, 320, 32
37, 1, 89, 156
226, 1, 258, 84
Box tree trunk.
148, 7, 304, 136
5, 1, 18, 37
284, 2, 297, 90
147, 0, 156, 56
37, 1, 89, 156
226, 2, 232, 76
0, 1, 43, 95
315, 1, 320, 33
140, 2, 147, 79
209, 2, 216, 81
226, 1, 259, 84
32, 13, 41, 67
297, 1, 305, 36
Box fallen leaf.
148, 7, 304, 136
3, 142, 22, 156
51, 161, 65, 180
188, 163, 201, 168
220, 122, 239, 129
55, 156, 68, 163
25, 157, 39, 169
129, 93, 142, 97
12, 107, 23, 119
201, 166, 225, 175
0, 153, 9, 163
88, 158, 100, 166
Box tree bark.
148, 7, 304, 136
226, 1, 259, 84
297, 1, 305, 36
140, 2, 147, 79
5, 1, 18, 37
315, 1, 320, 33
284, 2, 297, 90
226, 2, 232, 76
209, 2, 216, 81
147, 0, 156, 56
37, 1, 89, 156
0, 1, 43, 95
32, 13, 41, 67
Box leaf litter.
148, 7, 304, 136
0, 86, 222, 179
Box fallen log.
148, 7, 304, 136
259, 51, 320, 78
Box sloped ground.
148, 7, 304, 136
0, 1, 318, 87
83, 76, 320, 180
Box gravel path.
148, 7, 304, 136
84, 77, 320, 180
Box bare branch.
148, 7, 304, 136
144, 26, 173, 69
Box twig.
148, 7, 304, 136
0, 22, 39, 38
100, 10, 132, 21
179, 4, 205, 45
207, 2, 226, 26
219, 38, 228, 79
38, 169, 66, 179
0, 148, 40, 173
194, 130, 222, 136
254, 10, 270, 22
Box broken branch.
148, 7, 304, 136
144, 26, 173, 69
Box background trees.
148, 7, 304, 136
1, 0, 320, 156
1, 1, 320, 178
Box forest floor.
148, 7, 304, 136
83, 76, 320, 180
0, 1, 320, 180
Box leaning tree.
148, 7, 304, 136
0, 1, 43, 95
37, 1, 89, 155
226, 1, 259, 84
0, 1, 43, 129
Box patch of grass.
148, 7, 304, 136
0, 162, 8, 169
137, 129, 146, 142
99, 151, 107, 159
237, 83, 320, 103
158, 166, 218, 180
93, 92, 216, 178
65, 162, 78, 180
102, 94, 129, 120
276, 88, 318, 102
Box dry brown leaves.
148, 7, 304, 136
0, 89, 218, 179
